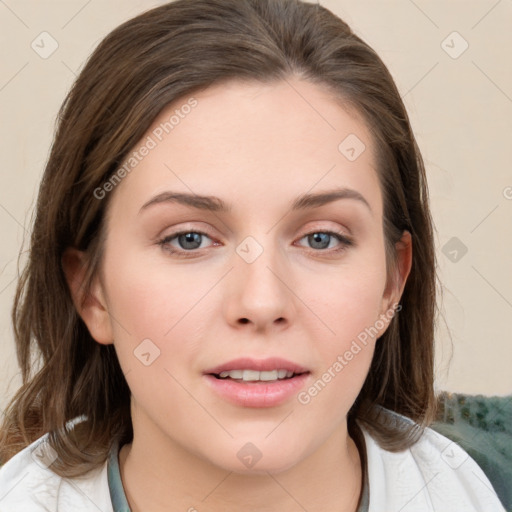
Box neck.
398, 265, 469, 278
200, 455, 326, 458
119, 411, 363, 512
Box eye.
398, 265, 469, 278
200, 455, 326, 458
157, 228, 354, 258
157, 230, 217, 257
295, 230, 354, 254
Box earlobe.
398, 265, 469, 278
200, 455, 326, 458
61, 247, 114, 345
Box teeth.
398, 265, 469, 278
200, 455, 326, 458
259, 370, 278, 381
244, 369, 261, 381
219, 370, 243, 379
217, 369, 298, 381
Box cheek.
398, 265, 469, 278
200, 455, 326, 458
104, 243, 206, 336
103, 259, 207, 414
101, 244, 211, 381
304, 256, 388, 341
298, 275, 384, 418
298, 249, 388, 397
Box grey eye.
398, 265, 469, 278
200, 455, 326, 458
176, 232, 204, 250
305, 232, 333, 250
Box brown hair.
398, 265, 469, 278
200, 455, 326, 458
0, 0, 437, 476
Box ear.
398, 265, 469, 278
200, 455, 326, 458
61, 247, 114, 345
380, 229, 413, 317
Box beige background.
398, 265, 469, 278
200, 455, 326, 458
1, 0, 511, 411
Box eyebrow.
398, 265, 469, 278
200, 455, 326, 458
139, 187, 372, 215
292, 187, 372, 213
140, 192, 230, 213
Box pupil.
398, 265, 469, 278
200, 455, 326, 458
309, 233, 329, 250
179, 232, 202, 250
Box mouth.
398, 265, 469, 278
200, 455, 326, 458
202, 357, 311, 408
210, 369, 309, 383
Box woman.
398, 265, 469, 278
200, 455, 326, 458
0, 0, 505, 510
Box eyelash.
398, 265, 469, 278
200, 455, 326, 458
157, 228, 355, 258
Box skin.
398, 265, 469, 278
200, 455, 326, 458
64, 77, 412, 512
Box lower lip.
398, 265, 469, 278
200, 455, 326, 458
203, 373, 310, 408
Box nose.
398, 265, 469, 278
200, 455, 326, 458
223, 237, 296, 333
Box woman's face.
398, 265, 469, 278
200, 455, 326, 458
77, 78, 410, 473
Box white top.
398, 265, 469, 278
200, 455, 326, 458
0, 411, 506, 511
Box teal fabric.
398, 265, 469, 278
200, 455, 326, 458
431, 392, 512, 512
358, 471, 370, 512
107, 438, 132, 512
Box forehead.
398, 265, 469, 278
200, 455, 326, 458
110, 78, 383, 218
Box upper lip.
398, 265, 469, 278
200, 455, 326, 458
204, 357, 309, 375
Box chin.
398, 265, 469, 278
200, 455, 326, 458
202, 438, 311, 475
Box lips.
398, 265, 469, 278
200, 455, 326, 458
203, 357, 311, 407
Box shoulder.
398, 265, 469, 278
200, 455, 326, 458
361, 408, 506, 512
0, 428, 112, 511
